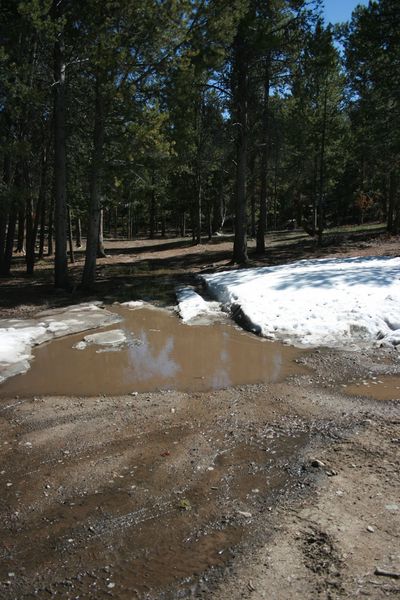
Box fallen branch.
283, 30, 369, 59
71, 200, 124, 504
375, 567, 400, 579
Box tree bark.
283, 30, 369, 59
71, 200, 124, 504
25, 166, 35, 275
256, 56, 271, 254
317, 87, 328, 245
249, 153, 256, 238
47, 191, 54, 256
97, 208, 107, 257
232, 22, 249, 264
81, 75, 105, 288
75, 217, 82, 247
0, 155, 12, 270
67, 205, 75, 263
0, 210, 8, 270
38, 195, 46, 259
1, 206, 17, 277
387, 171, 396, 233
149, 184, 156, 239
196, 177, 202, 244
53, 10, 69, 289
388, 171, 399, 234
16, 209, 25, 253
26, 141, 50, 273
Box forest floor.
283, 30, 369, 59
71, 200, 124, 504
0, 225, 399, 599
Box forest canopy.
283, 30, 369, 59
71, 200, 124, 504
0, 0, 398, 288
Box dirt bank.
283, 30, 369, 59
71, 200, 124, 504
0, 343, 399, 599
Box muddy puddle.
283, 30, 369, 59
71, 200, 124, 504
344, 375, 400, 401
0, 306, 306, 398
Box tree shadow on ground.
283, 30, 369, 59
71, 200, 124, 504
0, 226, 395, 317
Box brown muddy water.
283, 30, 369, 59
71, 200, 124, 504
344, 375, 400, 401
0, 306, 306, 398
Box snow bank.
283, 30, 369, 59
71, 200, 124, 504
0, 304, 121, 383
202, 256, 400, 349
176, 287, 223, 323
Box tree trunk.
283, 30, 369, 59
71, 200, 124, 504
387, 171, 396, 233
1, 206, 17, 277
0, 155, 12, 270
196, 177, 202, 244
67, 205, 75, 263
75, 217, 82, 247
0, 210, 7, 269
38, 195, 46, 259
161, 210, 166, 238
317, 88, 328, 245
25, 188, 35, 275
27, 142, 49, 273
114, 206, 118, 239
81, 75, 105, 288
47, 191, 54, 256
232, 22, 249, 264
149, 185, 156, 239
97, 208, 106, 257
16, 209, 25, 253
181, 212, 186, 237
53, 11, 69, 289
388, 171, 399, 234
256, 57, 271, 254
249, 153, 256, 238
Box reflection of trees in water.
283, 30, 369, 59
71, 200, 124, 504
127, 331, 179, 381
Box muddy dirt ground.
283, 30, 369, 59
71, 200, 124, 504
0, 229, 399, 599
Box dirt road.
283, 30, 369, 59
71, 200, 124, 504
0, 230, 399, 598
0, 343, 399, 599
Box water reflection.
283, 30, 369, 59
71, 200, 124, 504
0, 307, 306, 397
126, 333, 179, 381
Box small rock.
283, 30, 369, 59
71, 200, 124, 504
237, 510, 252, 518
107, 582, 115, 589
367, 525, 375, 533
326, 469, 337, 477
311, 459, 325, 468
385, 504, 399, 511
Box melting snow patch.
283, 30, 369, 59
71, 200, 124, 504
119, 300, 145, 309
0, 303, 122, 383
202, 256, 400, 349
74, 329, 127, 351
176, 287, 224, 324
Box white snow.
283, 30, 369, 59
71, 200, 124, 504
74, 329, 127, 350
176, 287, 223, 323
0, 304, 122, 383
202, 256, 400, 349
119, 300, 145, 309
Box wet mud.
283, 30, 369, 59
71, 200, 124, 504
344, 375, 400, 401
0, 391, 308, 599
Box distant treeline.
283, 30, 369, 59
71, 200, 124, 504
0, 0, 398, 287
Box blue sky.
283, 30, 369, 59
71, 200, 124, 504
323, 0, 368, 24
